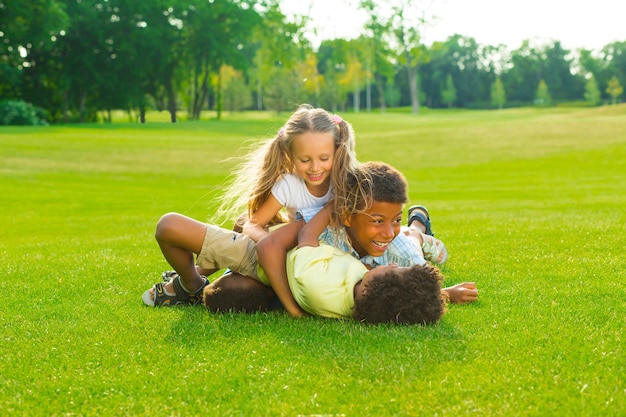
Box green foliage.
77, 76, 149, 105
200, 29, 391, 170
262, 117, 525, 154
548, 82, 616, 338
606, 76, 623, 104
5, 2, 626, 118
584, 75, 602, 105
441, 73, 457, 108
220, 65, 253, 113
0, 100, 48, 125
0, 0, 69, 97
384, 83, 401, 107
491, 77, 506, 109
1, 107, 625, 415
263, 67, 304, 113
535, 79, 552, 106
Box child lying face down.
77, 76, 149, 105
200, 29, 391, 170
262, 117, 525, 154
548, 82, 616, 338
204, 216, 447, 325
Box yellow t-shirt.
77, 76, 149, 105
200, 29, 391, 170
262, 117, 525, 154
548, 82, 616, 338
286, 244, 368, 319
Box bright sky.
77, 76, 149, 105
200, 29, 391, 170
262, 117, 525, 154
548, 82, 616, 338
279, 0, 625, 51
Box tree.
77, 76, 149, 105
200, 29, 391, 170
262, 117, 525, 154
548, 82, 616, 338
317, 62, 341, 112
297, 52, 323, 105
441, 74, 456, 108
502, 40, 542, 104
0, 0, 68, 101
421, 35, 498, 108
127, 0, 185, 123
219, 65, 252, 113
419, 40, 447, 107
535, 79, 551, 106
600, 42, 626, 100
389, 0, 431, 114
250, 1, 307, 112
541, 41, 583, 101
384, 83, 401, 107
263, 65, 304, 113
491, 77, 506, 109
318, 39, 354, 111
583, 74, 601, 105
606, 76, 623, 104
336, 47, 370, 112
93, 0, 165, 123
359, 0, 395, 112
347, 36, 379, 112
444, 35, 489, 107
184, 0, 261, 120
52, 0, 118, 122
359, 0, 433, 113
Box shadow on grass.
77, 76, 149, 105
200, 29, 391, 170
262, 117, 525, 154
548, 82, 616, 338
164, 305, 470, 369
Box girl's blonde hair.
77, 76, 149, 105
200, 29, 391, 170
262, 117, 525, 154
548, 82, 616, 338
217, 104, 358, 226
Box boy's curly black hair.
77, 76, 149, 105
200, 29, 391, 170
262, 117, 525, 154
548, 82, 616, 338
352, 264, 448, 325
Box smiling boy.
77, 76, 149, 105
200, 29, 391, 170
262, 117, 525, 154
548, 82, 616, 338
307, 161, 477, 304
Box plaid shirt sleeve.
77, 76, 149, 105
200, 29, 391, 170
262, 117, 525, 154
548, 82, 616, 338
382, 233, 426, 267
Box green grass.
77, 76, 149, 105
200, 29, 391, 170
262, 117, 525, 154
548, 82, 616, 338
1, 106, 625, 416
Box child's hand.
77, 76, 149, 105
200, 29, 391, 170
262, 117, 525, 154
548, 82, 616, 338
444, 282, 478, 304
289, 306, 310, 318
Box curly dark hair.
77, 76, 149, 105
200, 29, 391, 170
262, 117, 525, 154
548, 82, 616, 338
365, 161, 408, 205
203, 273, 275, 313
352, 264, 448, 325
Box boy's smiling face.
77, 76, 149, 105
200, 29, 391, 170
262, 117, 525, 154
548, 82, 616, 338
343, 201, 403, 258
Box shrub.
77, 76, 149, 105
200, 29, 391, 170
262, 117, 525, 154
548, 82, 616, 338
0, 100, 48, 125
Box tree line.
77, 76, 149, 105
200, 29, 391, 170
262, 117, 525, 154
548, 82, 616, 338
1, 0, 625, 124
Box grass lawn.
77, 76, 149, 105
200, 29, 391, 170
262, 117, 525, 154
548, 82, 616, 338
1, 105, 624, 416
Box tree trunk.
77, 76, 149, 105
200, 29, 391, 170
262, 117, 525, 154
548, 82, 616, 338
63, 90, 69, 123
215, 72, 222, 120
161, 62, 178, 123
407, 65, 419, 114
165, 76, 177, 123
375, 75, 387, 113
366, 80, 371, 112
256, 78, 263, 110
79, 92, 86, 123
195, 70, 210, 120
353, 77, 360, 112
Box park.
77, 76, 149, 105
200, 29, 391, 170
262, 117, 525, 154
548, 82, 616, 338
1, 105, 624, 415
2, 0, 625, 415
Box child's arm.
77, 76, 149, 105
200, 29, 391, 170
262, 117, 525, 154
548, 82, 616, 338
443, 282, 478, 304
297, 204, 333, 248
256, 220, 307, 317
243, 194, 283, 242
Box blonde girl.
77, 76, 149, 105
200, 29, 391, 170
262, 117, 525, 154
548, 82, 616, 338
217, 103, 358, 242
144, 104, 359, 306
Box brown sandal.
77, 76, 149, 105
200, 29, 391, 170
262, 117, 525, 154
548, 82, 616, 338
143, 275, 208, 307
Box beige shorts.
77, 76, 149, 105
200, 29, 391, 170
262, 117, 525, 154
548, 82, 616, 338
196, 224, 258, 279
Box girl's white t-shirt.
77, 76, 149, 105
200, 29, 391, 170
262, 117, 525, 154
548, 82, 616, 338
271, 174, 333, 221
